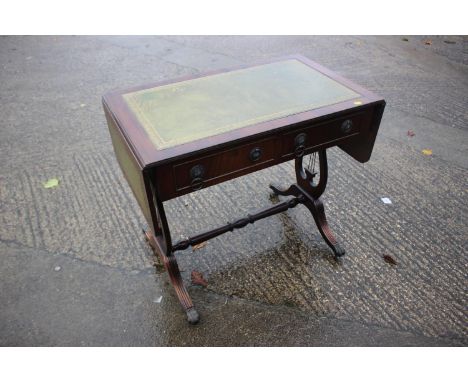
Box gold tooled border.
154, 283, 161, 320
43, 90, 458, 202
123, 60, 359, 150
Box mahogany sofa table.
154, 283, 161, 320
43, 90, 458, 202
102, 55, 385, 324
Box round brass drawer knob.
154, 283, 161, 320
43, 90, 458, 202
190, 164, 205, 180
341, 119, 353, 134
295, 132, 307, 147
294, 133, 307, 157
249, 147, 262, 162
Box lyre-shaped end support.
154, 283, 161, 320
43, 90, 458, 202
295, 150, 328, 199
270, 150, 345, 259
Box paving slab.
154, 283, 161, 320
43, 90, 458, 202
0, 242, 458, 346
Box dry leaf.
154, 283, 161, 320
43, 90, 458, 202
191, 271, 208, 287
192, 241, 207, 251
407, 130, 415, 137
423, 39, 432, 45
383, 255, 397, 266
422, 149, 433, 156
43, 178, 59, 189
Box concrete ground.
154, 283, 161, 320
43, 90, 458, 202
0, 36, 466, 346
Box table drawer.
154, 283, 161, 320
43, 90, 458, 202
281, 110, 370, 158
173, 137, 276, 192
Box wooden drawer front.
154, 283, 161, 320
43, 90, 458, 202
281, 110, 369, 158
173, 137, 276, 192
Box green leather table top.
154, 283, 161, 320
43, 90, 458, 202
123, 59, 360, 150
